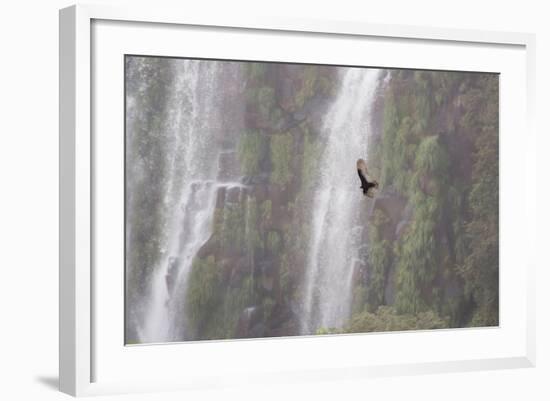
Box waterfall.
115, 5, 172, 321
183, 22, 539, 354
300, 68, 381, 334
130, 59, 245, 344
127, 58, 383, 343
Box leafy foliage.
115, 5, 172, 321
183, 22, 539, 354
359, 70, 499, 329
457, 76, 499, 326
128, 59, 499, 342
238, 130, 267, 176
185, 256, 221, 333
346, 306, 447, 333
270, 132, 294, 187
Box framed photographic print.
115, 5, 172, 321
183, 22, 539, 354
59, 4, 536, 397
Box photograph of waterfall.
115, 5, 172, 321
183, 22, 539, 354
125, 55, 499, 345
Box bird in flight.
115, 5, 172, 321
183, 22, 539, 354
356, 159, 379, 198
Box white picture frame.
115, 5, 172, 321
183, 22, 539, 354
59, 3, 536, 397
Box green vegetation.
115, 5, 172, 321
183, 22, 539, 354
294, 66, 319, 110
346, 306, 447, 333
179, 62, 339, 340
394, 135, 449, 315
244, 63, 284, 126
301, 128, 322, 190
245, 63, 267, 82
238, 130, 268, 176
270, 133, 293, 187
256, 86, 277, 122
124, 57, 184, 343
457, 76, 499, 327
128, 58, 499, 342
245, 198, 262, 250
185, 260, 256, 340
351, 70, 499, 331
223, 203, 247, 250
266, 230, 282, 253
366, 210, 392, 310
260, 200, 272, 223
186, 68, 498, 340
185, 256, 221, 333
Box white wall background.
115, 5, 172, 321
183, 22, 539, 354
0, 0, 547, 399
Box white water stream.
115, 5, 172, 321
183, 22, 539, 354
300, 68, 381, 334
136, 60, 245, 343
129, 60, 382, 342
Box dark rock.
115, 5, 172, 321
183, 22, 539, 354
251, 183, 269, 202
244, 109, 272, 131
240, 188, 250, 204
249, 322, 267, 338
293, 110, 307, 122
228, 256, 252, 285
258, 258, 276, 293
225, 186, 242, 204
235, 306, 263, 338
164, 256, 180, 295
270, 321, 298, 338
351, 259, 367, 286
243, 172, 270, 186
261, 276, 274, 292
259, 258, 276, 275
371, 190, 407, 222
196, 235, 217, 259
289, 300, 302, 318
444, 277, 461, 300
215, 187, 226, 208
267, 301, 295, 334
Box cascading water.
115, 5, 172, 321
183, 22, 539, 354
131, 59, 246, 343
127, 58, 383, 343
300, 68, 381, 334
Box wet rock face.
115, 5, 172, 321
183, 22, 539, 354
182, 63, 341, 341
243, 173, 270, 187
215, 187, 226, 208
258, 258, 277, 293
196, 235, 216, 260
227, 256, 252, 285
371, 189, 407, 224
165, 257, 180, 295
226, 186, 243, 204
351, 259, 368, 286
367, 187, 409, 243
128, 59, 359, 343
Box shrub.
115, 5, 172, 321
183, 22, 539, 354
238, 130, 267, 176
270, 133, 293, 187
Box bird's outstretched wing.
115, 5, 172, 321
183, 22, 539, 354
356, 159, 379, 198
